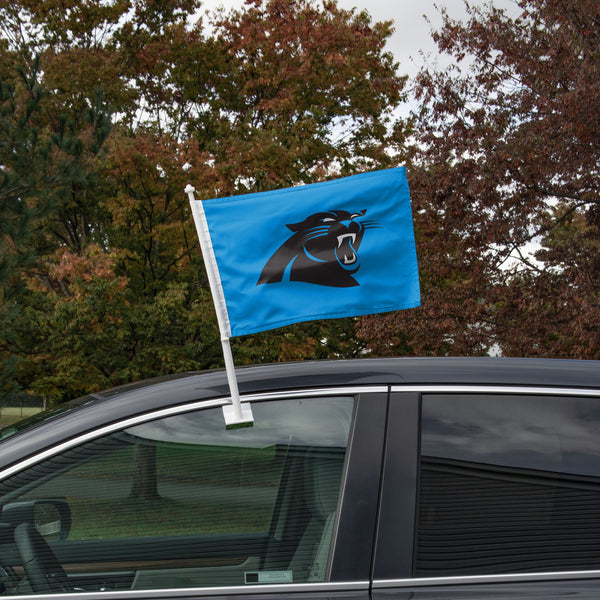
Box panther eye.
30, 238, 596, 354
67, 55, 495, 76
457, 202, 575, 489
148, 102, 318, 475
321, 218, 336, 222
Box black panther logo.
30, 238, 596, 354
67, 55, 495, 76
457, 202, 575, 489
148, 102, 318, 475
257, 209, 378, 287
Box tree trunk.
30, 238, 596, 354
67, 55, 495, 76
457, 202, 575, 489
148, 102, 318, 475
129, 444, 160, 500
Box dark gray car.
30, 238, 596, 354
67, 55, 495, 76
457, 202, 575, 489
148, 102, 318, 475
0, 357, 599, 599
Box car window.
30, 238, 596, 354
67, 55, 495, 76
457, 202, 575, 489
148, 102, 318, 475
417, 393, 600, 576
0, 396, 354, 594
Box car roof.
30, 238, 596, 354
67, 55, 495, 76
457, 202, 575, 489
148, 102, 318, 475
1, 357, 599, 472
94, 356, 600, 397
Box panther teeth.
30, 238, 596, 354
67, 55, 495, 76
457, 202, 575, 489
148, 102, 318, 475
337, 233, 356, 248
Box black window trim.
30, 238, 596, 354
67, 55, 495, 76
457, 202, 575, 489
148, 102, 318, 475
331, 390, 388, 583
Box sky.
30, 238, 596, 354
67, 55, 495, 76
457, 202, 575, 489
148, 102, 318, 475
337, 0, 520, 76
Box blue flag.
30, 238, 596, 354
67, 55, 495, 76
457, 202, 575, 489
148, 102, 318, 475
192, 167, 420, 337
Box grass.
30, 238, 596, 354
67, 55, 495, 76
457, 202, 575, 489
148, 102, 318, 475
55, 443, 283, 540
68, 497, 272, 539
71, 443, 282, 487
0, 407, 43, 427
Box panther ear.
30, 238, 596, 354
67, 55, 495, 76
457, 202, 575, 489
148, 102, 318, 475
286, 213, 319, 231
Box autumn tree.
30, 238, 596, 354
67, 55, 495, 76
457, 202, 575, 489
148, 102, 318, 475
360, 0, 600, 358
1, 0, 408, 402
184, 0, 406, 192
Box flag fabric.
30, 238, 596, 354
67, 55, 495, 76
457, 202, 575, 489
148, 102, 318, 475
191, 167, 420, 337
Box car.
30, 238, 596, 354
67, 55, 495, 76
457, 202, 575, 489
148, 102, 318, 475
0, 357, 599, 599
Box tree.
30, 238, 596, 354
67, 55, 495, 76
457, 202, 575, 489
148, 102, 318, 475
0, 65, 45, 306
0, 60, 112, 402
1, 0, 408, 402
181, 0, 407, 193
494, 202, 600, 358
360, 0, 600, 358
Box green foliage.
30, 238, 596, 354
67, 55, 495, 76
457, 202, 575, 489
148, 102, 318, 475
0, 62, 45, 302
0, 58, 113, 402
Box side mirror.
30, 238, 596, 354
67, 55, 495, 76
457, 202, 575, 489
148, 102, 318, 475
1, 500, 71, 542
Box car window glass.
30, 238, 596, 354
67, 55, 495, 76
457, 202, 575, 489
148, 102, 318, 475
417, 394, 600, 576
0, 396, 354, 594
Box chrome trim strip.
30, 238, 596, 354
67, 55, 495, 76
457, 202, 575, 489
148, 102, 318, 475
373, 570, 600, 588
0, 386, 385, 481
391, 384, 600, 397
241, 386, 387, 402
3, 580, 370, 599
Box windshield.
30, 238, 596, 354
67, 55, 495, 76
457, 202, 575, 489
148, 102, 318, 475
0, 395, 96, 441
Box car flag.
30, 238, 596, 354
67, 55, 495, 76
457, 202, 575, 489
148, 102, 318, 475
186, 167, 420, 426
188, 167, 420, 338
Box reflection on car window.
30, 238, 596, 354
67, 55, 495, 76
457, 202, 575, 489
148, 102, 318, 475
0, 396, 353, 594
421, 394, 600, 477
417, 394, 600, 577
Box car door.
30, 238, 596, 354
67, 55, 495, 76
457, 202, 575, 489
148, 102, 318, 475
0, 388, 387, 600
373, 387, 600, 600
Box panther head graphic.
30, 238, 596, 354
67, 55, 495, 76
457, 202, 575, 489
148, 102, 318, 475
257, 209, 378, 287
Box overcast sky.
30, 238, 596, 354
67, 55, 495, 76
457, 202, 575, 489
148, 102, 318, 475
339, 0, 520, 75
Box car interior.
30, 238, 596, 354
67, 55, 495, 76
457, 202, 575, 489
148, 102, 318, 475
0, 442, 346, 595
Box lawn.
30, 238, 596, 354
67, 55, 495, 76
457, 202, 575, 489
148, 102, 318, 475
0, 407, 43, 428
67, 497, 273, 539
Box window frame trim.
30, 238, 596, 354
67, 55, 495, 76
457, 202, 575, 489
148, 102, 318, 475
390, 384, 600, 397
373, 569, 600, 588
2, 580, 371, 600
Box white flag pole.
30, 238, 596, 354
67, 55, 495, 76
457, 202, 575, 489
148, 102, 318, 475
185, 185, 253, 428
